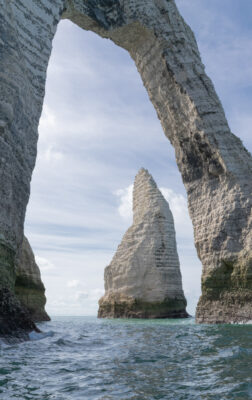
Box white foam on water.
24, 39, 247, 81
0, 339, 9, 348
29, 330, 54, 341
231, 320, 252, 325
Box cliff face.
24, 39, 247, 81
0, 237, 49, 339
98, 169, 188, 318
15, 237, 50, 322
0, 287, 40, 341
0, 0, 251, 328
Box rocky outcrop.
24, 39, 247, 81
15, 237, 50, 322
0, 287, 40, 342
98, 168, 188, 318
0, 236, 49, 340
0, 0, 251, 326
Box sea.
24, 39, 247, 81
0, 316, 251, 400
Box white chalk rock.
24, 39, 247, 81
98, 168, 188, 318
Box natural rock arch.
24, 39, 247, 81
0, 0, 251, 324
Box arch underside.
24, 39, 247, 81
0, 0, 251, 329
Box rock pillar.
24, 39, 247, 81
98, 168, 188, 318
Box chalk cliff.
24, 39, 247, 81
15, 237, 50, 322
0, 0, 251, 329
98, 169, 188, 318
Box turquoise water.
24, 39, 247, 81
0, 317, 251, 399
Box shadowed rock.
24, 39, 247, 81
98, 168, 188, 318
0, 287, 40, 342
0, 237, 49, 341
15, 237, 50, 322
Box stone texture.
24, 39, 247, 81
15, 237, 50, 322
0, 0, 251, 327
98, 168, 188, 318
0, 287, 40, 342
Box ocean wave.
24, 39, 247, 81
28, 330, 54, 341
0, 317, 251, 399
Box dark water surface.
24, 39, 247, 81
0, 317, 251, 399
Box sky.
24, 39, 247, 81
24, 0, 252, 317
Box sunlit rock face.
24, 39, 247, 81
15, 237, 50, 322
0, 0, 251, 328
98, 169, 188, 318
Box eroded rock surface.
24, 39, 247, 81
15, 237, 50, 322
98, 169, 188, 318
0, 236, 49, 340
0, 0, 251, 325
0, 287, 40, 342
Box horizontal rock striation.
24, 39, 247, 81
98, 168, 188, 319
0, 0, 251, 327
15, 237, 50, 322
0, 0, 65, 336
0, 236, 49, 340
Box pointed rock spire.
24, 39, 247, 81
98, 168, 188, 318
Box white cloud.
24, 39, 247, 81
34, 255, 59, 282
90, 288, 104, 298
114, 184, 193, 240
44, 146, 64, 163
46, 284, 105, 316
38, 104, 56, 132
114, 184, 133, 220
75, 290, 89, 302
160, 188, 193, 238
74, 288, 104, 304
67, 279, 82, 288
35, 256, 55, 272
